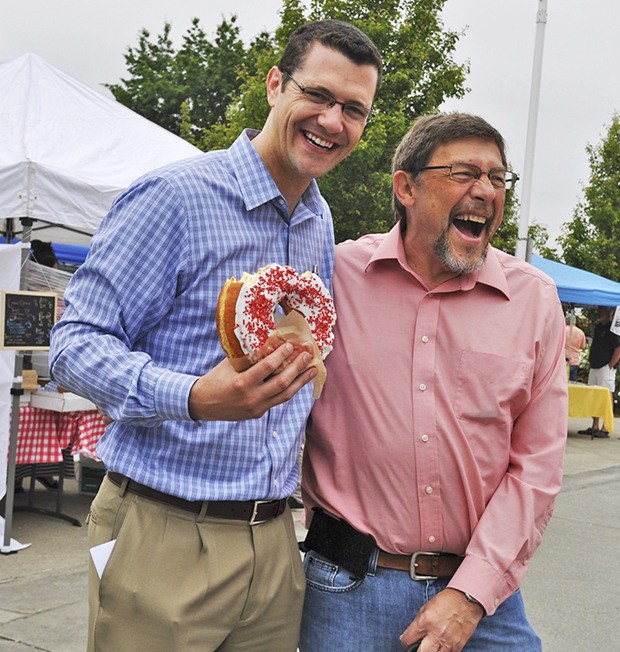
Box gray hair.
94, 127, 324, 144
392, 113, 507, 222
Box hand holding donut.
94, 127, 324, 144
216, 264, 336, 397
188, 341, 317, 421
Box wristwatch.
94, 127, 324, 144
464, 593, 483, 607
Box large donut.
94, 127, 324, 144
216, 263, 336, 368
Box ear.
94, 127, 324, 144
393, 170, 416, 208
266, 66, 283, 108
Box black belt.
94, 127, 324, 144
107, 472, 287, 525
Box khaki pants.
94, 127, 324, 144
87, 476, 305, 651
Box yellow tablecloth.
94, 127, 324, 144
568, 383, 614, 433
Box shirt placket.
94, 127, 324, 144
412, 290, 443, 549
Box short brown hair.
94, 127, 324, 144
278, 20, 383, 100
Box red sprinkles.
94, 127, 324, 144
234, 264, 336, 357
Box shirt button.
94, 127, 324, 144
425, 486, 433, 494
419, 383, 427, 391
428, 535, 436, 543
494, 598, 500, 607
272, 430, 278, 438
421, 335, 429, 343
421, 434, 429, 442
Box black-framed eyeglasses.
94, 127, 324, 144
281, 71, 373, 124
416, 162, 519, 191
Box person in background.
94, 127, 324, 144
29, 239, 59, 268
565, 314, 586, 381
577, 306, 620, 438
299, 113, 567, 652
50, 20, 382, 652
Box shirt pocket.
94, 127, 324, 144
454, 350, 531, 426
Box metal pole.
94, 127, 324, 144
2, 218, 33, 553
515, 0, 549, 261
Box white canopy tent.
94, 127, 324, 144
1, 52, 201, 551
0, 52, 200, 236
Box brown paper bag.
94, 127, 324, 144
230, 310, 327, 398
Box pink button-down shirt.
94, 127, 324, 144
303, 224, 568, 615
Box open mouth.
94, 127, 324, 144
452, 214, 487, 238
303, 130, 335, 151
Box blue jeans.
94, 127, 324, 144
299, 551, 541, 652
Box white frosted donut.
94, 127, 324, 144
286, 271, 336, 357
229, 263, 336, 359
233, 264, 297, 354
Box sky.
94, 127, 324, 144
1, 0, 619, 250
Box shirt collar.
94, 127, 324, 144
366, 222, 511, 299
365, 223, 411, 273
229, 129, 324, 216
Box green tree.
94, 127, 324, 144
199, 0, 469, 241
106, 23, 180, 134
559, 114, 620, 279
106, 17, 249, 137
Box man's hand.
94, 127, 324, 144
96, 407, 113, 425
400, 588, 484, 652
188, 342, 317, 421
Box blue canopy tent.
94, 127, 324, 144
531, 254, 620, 307
50, 241, 89, 266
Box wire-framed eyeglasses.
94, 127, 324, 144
417, 162, 519, 191
282, 71, 373, 124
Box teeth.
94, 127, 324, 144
457, 214, 486, 224
304, 131, 334, 150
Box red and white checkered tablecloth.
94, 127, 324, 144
60, 410, 107, 460
15, 406, 107, 465
15, 406, 63, 464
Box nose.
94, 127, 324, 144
316, 103, 345, 133
470, 175, 497, 201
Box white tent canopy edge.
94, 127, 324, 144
0, 52, 201, 234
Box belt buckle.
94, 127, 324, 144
249, 499, 272, 526
410, 551, 440, 580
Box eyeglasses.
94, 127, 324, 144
281, 71, 373, 124
417, 162, 519, 191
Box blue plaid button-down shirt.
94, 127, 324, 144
50, 130, 334, 501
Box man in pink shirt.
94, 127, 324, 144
299, 114, 567, 652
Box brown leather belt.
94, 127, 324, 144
377, 550, 463, 580
107, 472, 286, 525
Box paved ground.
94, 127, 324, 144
1, 417, 620, 651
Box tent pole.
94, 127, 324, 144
4, 217, 16, 243
2, 218, 33, 553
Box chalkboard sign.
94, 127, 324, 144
0, 290, 58, 350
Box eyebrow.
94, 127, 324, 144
304, 81, 369, 107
